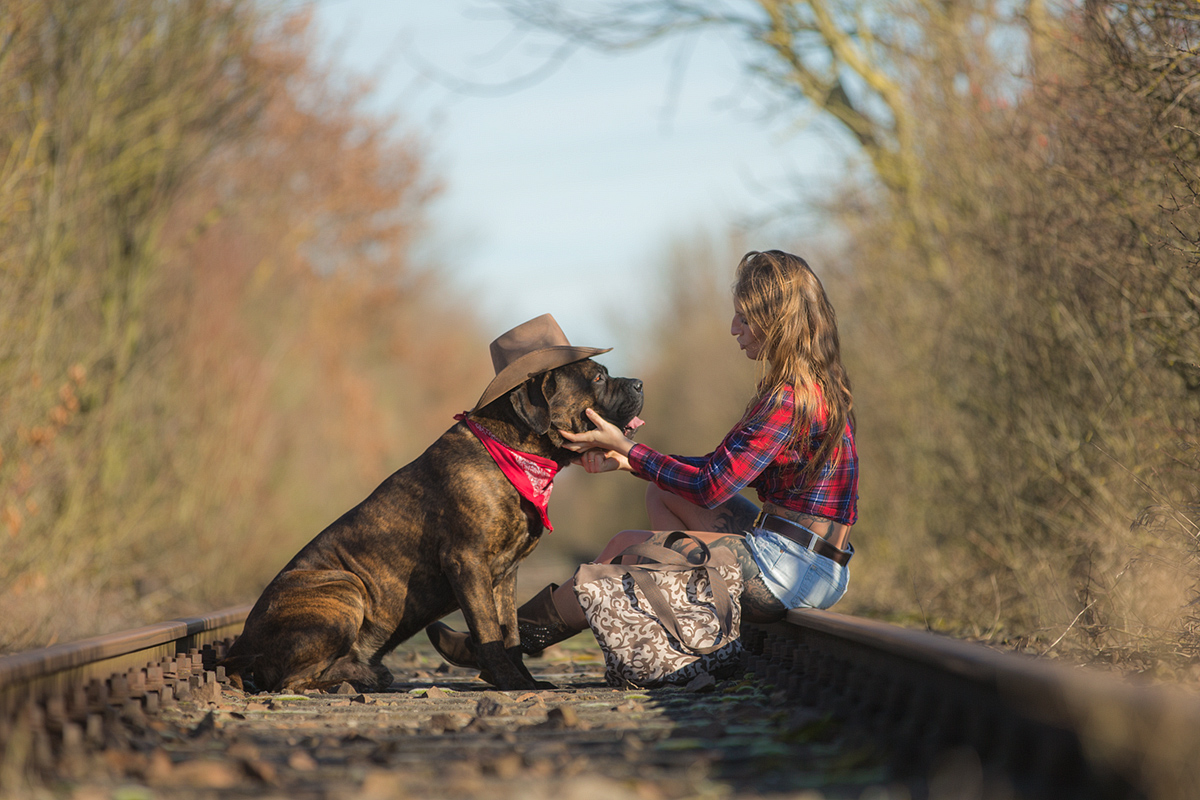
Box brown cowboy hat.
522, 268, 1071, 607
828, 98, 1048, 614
472, 314, 611, 411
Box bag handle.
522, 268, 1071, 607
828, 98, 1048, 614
607, 530, 712, 568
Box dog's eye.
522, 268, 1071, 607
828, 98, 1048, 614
593, 374, 604, 383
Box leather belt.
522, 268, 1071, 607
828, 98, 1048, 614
752, 511, 852, 567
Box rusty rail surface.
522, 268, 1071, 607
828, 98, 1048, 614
3, 605, 1199, 798
0, 604, 252, 718
745, 610, 1200, 799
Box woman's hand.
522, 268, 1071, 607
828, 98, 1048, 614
560, 408, 636, 459
574, 449, 631, 473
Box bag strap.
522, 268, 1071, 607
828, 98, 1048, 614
625, 565, 737, 655
608, 531, 712, 568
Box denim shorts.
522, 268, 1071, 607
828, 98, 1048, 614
745, 528, 851, 610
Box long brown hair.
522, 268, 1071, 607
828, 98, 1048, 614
733, 250, 854, 486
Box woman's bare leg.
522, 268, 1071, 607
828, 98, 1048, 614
646, 483, 759, 534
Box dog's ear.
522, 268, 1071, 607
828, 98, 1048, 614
510, 375, 553, 434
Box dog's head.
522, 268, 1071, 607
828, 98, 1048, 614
509, 359, 644, 451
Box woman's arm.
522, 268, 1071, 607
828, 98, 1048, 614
629, 405, 790, 509
563, 396, 796, 509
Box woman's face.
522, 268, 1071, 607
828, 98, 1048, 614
731, 300, 765, 361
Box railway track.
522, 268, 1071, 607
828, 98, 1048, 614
2, 606, 1199, 799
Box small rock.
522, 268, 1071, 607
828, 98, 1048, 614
226, 743, 261, 761
426, 712, 472, 733
288, 750, 318, 772
540, 705, 580, 729
475, 697, 508, 717
462, 717, 491, 733
484, 752, 524, 779
341, 732, 377, 745
369, 741, 399, 763
482, 690, 516, 704
188, 710, 218, 739
191, 680, 223, 706
684, 673, 717, 693
360, 769, 408, 799
352, 693, 376, 704
424, 686, 449, 700
333, 681, 356, 695
239, 757, 279, 785
168, 759, 241, 789
143, 748, 174, 782
102, 749, 147, 778
516, 696, 548, 715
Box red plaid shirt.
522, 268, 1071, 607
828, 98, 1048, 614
628, 384, 858, 525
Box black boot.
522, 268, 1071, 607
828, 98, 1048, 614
425, 584, 582, 670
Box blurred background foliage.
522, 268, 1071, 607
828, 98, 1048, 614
0, 0, 490, 649
1, 0, 1198, 679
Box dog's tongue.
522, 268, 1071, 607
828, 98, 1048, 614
623, 416, 645, 436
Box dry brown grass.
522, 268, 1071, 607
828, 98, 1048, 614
0, 2, 490, 651
824, 1, 1200, 669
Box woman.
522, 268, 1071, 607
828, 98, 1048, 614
427, 249, 858, 667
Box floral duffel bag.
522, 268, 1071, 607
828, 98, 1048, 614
573, 531, 744, 688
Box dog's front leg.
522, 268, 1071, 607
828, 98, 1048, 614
445, 556, 537, 690
495, 571, 540, 687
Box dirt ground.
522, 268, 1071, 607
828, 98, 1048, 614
8, 629, 914, 800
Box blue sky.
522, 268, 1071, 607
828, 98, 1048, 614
312, 0, 846, 355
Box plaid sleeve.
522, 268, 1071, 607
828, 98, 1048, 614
628, 395, 792, 510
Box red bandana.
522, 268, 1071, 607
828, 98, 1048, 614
455, 413, 561, 531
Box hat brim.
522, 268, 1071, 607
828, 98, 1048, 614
472, 345, 613, 411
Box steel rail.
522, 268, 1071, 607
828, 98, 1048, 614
0, 604, 252, 718
745, 610, 1200, 800
3, 604, 1199, 798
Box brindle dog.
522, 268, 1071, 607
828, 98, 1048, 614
220, 359, 643, 692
